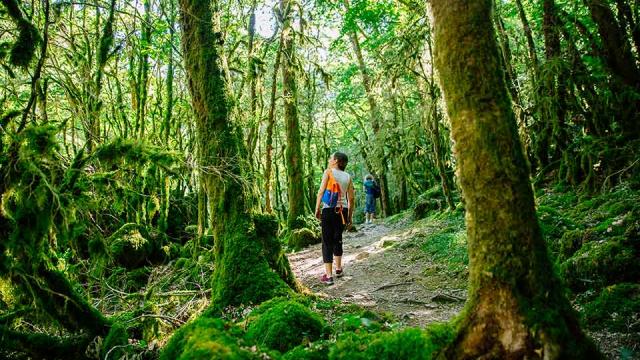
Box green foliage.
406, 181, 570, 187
329, 324, 454, 360
580, 283, 640, 332
1, 0, 42, 67
245, 298, 326, 353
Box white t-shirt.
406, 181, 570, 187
323, 168, 351, 209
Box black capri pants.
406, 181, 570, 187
321, 208, 345, 263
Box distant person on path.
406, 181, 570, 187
314, 152, 355, 285
363, 174, 377, 224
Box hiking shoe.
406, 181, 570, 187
335, 268, 344, 278
320, 274, 334, 285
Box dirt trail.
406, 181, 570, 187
288, 221, 466, 327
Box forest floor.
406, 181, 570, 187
288, 213, 639, 359
288, 217, 466, 328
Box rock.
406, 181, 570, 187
356, 252, 370, 260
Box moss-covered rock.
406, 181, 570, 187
283, 341, 331, 360
561, 237, 639, 290
558, 229, 589, 260
289, 228, 321, 250
245, 298, 326, 353
412, 187, 445, 220
581, 283, 640, 332
329, 324, 454, 360
160, 316, 260, 360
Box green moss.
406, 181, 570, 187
101, 323, 129, 360
329, 324, 454, 360
109, 229, 154, 269
245, 298, 326, 353
412, 187, 446, 220
581, 283, 640, 332
558, 229, 588, 260
420, 216, 468, 275
333, 309, 391, 334
289, 228, 321, 250
161, 316, 259, 360
283, 341, 331, 360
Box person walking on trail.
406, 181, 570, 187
363, 174, 377, 224
314, 152, 355, 286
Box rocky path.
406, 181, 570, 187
287, 221, 466, 327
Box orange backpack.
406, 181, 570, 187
322, 170, 346, 224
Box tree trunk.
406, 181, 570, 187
584, 0, 640, 138
281, 0, 306, 230
178, 0, 293, 309
542, 0, 568, 162
514, 0, 539, 76
615, 0, 640, 58
264, 36, 283, 214
430, 1, 600, 358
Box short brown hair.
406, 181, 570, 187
333, 152, 348, 170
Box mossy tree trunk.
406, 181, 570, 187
264, 35, 283, 214
178, 0, 293, 309
430, 1, 599, 358
583, 0, 640, 139
281, 0, 307, 230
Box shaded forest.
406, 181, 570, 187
0, 0, 638, 358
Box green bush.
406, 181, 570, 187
581, 283, 640, 332
245, 298, 326, 353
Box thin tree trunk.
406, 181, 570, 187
514, 0, 539, 77
431, 1, 600, 357
264, 33, 284, 213
343, 0, 393, 216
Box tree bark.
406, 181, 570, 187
430, 1, 600, 358
264, 37, 283, 214
178, 0, 293, 309
281, 0, 306, 230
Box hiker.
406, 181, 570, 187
363, 174, 377, 224
314, 152, 355, 285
